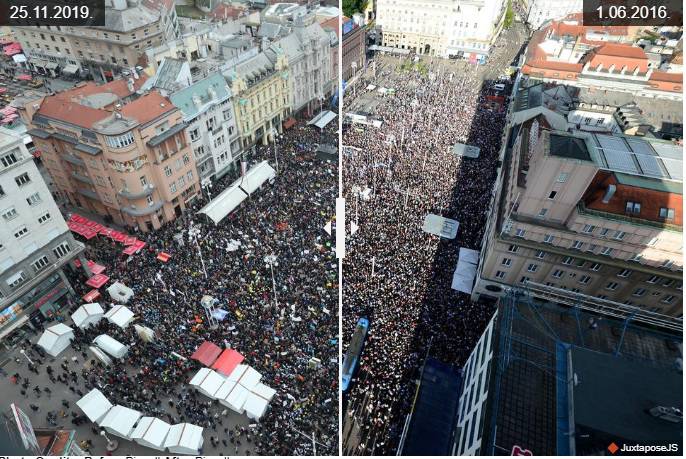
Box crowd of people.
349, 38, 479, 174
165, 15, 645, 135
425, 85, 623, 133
342, 56, 510, 454
17, 120, 339, 455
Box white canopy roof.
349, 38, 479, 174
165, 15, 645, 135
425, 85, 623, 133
89, 345, 113, 367
104, 304, 135, 328
238, 366, 263, 391
238, 161, 276, 195
107, 282, 134, 304
164, 423, 204, 455
252, 382, 277, 402
93, 334, 129, 359
134, 324, 155, 342
243, 392, 270, 421
451, 248, 480, 294
99, 405, 141, 439
308, 110, 337, 129
422, 214, 459, 239
189, 368, 226, 398
224, 383, 250, 414
71, 303, 104, 329
130, 417, 171, 451
37, 323, 74, 357
214, 379, 238, 403
227, 364, 249, 383
197, 180, 248, 225
76, 389, 113, 424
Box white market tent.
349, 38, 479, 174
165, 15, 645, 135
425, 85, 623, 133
164, 423, 204, 455
422, 214, 459, 239
243, 392, 270, 421
37, 323, 74, 357
89, 345, 113, 367
71, 303, 105, 329
224, 383, 250, 414
253, 382, 277, 402
308, 110, 337, 129
238, 161, 276, 195
104, 304, 135, 329
227, 364, 249, 383
93, 334, 129, 359
130, 417, 171, 451
99, 405, 142, 440
134, 324, 155, 343
197, 180, 248, 225
215, 379, 238, 405
451, 248, 480, 294
107, 282, 134, 304
76, 389, 113, 424
189, 368, 226, 398
238, 366, 263, 391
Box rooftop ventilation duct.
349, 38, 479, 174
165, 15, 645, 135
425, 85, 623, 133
601, 184, 616, 203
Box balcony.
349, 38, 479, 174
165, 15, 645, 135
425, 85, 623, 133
577, 202, 681, 232
71, 171, 94, 185
117, 184, 155, 200
63, 154, 85, 166
121, 200, 164, 217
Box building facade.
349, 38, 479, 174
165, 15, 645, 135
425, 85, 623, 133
225, 50, 291, 149
0, 128, 89, 344
521, 0, 582, 30
170, 72, 241, 182
376, 0, 506, 60
12, 0, 178, 81
17, 79, 200, 232
342, 17, 366, 81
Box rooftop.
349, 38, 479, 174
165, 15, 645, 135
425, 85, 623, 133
170, 72, 231, 120
102, 3, 161, 33
549, 132, 592, 161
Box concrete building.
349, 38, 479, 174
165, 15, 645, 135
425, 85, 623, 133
170, 72, 240, 182
471, 82, 683, 317
0, 128, 89, 344
376, 0, 506, 60
11, 0, 179, 81
519, 0, 582, 30
342, 17, 366, 81
455, 292, 682, 455
321, 16, 340, 94
16, 78, 200, 232
224, 49, 291, 149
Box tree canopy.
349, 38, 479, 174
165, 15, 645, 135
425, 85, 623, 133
343, 0, 368, 18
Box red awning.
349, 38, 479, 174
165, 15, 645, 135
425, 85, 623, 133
157, 252, 171, 262
191, 341, 223, 367
0, 88, 7, 94
83, 289, 101, 302
122, 246, 137, 256
81, 229, 98, 240
123, 236, 137, 246
16, 74, 32, 81
132, 240, 147, 252
99, 227, 113, 237
85, 274, 109, 288
211, 349, 245, 376
283, 117, 296, 129
88, 261, 106, 274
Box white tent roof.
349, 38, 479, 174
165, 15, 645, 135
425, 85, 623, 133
238, 366, 263, 391
164, 423, 204, 455
107, 282, 134, 304
198, 180, 249, 225
227, 364, 248, 383
224, 383, 250, 414
71, 303, 104, 329
243, 392, 270, 421
134, 324, 155, 343
238, 161, 276, 195
104, 304, 135, 328
37, 323, 74, 357
89, 345, 113, 366
93, 334, 129, 359
422, 214, 459, 239
215, 379, 238, 403
308, 110, 337, 129
130, 417, 171, 451
451, 248, 480, 294
99, 405, 141, 439
76, 389, 113, 424
189, 368, 226, 398
252, 382, 277, 402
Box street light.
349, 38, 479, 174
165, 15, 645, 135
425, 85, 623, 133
19, 349, 33, 365
188, 221, 208, 279
264, 254, 278, 309
100, 430, 118, 452
270, 127, 280, 173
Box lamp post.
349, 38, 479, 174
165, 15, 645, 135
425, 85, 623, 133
264, 254, 278, 309
188, 222, 208, 279
270, 127, 280, 173
100, 430, 118, 452
19, 349, 33, 365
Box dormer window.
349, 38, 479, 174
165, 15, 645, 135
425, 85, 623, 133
625, 201, 641, 215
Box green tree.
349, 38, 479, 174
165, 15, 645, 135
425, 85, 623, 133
343, 0, 369, 18
504, 0, 514, 29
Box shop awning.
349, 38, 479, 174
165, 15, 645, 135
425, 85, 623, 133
83, 289, 101, 302
308, 110, 337, 129
45, 62, 58, 70
62, 63, 79, 74
197, 180, 248, 225
86, 274, 110, 289
191, 341, 223, 367
211, 349, 245, 377
16, 74, 32, 81
282, 117, 296, 129
157, 252, 171, 262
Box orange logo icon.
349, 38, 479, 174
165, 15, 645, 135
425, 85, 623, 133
608, 442, 619, 454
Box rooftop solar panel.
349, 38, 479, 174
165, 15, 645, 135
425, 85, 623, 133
604, 149, 639, 174
635, 154, 664, 178
662, 158, 683, 181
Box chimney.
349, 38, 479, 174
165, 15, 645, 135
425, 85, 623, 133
127, 78, 134, 92
601, 184, 616, 203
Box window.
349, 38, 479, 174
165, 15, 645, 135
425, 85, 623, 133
552, 269, 564, 278
659, 207, 675, 220
515, 228, 525, 238
520, 276, 530, 284
646, 275, 660, 284
582, 224, 595, 233
507, 244, 518, 253
561, 256, 573, 265
15, 172, 31, 187
589, 263, 601, 271
548, 190, 557, 199
164, 166, 172, 177
576, 259, 586, 268
2, 207, 18, 221
612, 231, 626, 240
663, 279, 674, 288
14, 226, 28, 239
501, 258, 512, 266
38, 212, 51, 224
617, 269, 632, 278
187, 171, 193, 182
535, 250, 545, 259
7, 272, 26, 288
579, 275, 591, 284
105, 132, 134, 149
527, 263, 538, 273
662, 294, 675, 304
170, 182, 177, 193
178, 176, 185, 188
557, 172, 569, 182
189, 129, 199, 141
625, 201, 641, 214
537, 208, 548, 218
600, 247, 613, 256
32, 255, 50, 273
605, 282, 619, 290
183, 154, 190, 166
140, 176, 148, 187
495, 270, 506, 279
26, 192, 41, 206
633, 288, 646, 297
586, 244, 597, 253
146, 195, 154, 206
599, 228, 609, 237
0, 185, 4, 197
571, 240, 583, 250
661, 260, 674, 269
223, 109, 232, 121
629, 253, 643, 262
1, 150, 19, 167
52, 242, 71, 259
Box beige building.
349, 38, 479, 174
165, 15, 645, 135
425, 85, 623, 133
12, 0, 178, 81
473, 86, 682, 317
224, 49, 291, 149
16, 78, 200, 232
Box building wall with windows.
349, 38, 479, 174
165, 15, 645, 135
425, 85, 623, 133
523, 0, 583, 30
342, 17, 366, 81
0, 128, 88, 342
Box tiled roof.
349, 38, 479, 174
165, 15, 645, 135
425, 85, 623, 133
119, 91, 175, 125
594, 43, 647, 59
650, 71, 683, 83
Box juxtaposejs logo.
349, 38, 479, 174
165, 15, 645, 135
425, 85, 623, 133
608, 442, 680, 454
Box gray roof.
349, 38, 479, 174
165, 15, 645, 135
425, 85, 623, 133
258, 22, 286, 39
102, 5, 161, 33
154, 58, 187, 91
226, 52, 277, 87
270, 22, 330, 63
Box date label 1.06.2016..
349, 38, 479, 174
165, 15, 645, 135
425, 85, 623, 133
0, 0, 106, 27
583, 0, 683, 26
